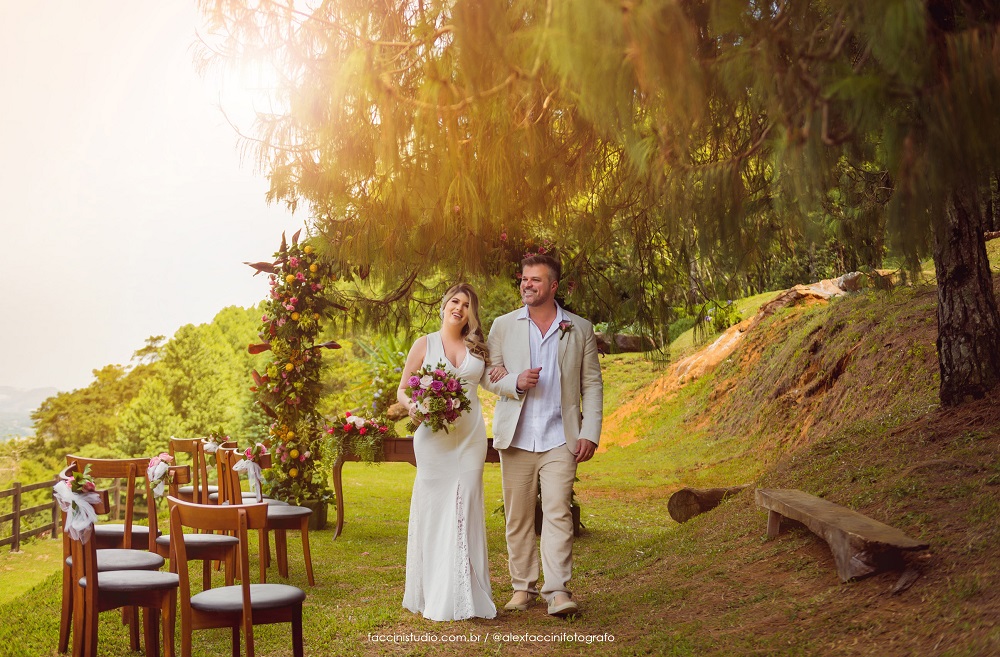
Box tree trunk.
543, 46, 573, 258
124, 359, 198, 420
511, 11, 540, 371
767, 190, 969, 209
933, 187, 1000, 405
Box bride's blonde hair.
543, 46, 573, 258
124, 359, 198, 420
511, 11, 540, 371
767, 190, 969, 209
440, 283, 489, 361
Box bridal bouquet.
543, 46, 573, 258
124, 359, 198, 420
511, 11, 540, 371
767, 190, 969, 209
404, 362, 471, 434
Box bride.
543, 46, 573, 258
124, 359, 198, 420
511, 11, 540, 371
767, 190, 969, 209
397, 283, 500, 621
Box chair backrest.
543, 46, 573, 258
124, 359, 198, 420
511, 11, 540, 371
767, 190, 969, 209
64, 455, 153, 550
59, 463, 112, 593
63, 455, 190, 550
215, 446, 242, 506
168, 437, 211, 504
167, 495, 269, 610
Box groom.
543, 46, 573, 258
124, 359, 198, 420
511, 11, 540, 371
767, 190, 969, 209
484, 254, 603, 617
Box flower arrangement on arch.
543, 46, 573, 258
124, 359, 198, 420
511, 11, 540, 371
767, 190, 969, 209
323, 411, 397, 464
245, 230, 343, 506
404, 362, 471, 434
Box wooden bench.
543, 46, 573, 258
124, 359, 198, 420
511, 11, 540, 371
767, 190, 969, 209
755, 488, 929, 582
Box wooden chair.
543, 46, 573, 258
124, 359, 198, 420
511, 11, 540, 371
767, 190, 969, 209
64, 455, 161, 552
219, 447, 316, 586
168, 496, 305, 657
152, 465, 239, 590
169, 437, 216, 504
61, 455, 169, 653
59, 466, 179, 657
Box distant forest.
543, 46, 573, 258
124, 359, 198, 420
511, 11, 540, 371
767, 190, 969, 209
0, 304, 373, 485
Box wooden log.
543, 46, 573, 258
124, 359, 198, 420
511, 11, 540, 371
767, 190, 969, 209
668, 485, 750, 523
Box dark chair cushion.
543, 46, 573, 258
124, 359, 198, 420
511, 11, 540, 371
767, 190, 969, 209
177, 484, 219, 495
81, 570, 179, 592
209, 492, 288, 505
66, 549, 164, 571
94, 524, 162, 550
155, 533, 239, 554
266, 505, 312, 521
190, 583, 305, 613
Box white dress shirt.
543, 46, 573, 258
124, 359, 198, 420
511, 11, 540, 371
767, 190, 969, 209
509, 305, 567, 452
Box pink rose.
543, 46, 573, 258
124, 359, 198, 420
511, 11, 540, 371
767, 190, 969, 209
82, 480, 96, 493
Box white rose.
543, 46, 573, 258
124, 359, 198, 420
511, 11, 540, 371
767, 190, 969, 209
349, 415, 366, 427
419, 375, 434, 388
453, 399, 462, 410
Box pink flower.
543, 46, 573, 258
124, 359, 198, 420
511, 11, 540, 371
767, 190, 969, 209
345, 411, 352, 417
500, 231, 508, 242
299, 454, 306, 462
288, 256, 300, 267
82, 480, 96, 492
446, 378, 460, 392
289, 297, 298, 305
359, 427, 367, 435
281, 453, 288, 462
434, 369, 445, 377
295, 272, 305, 281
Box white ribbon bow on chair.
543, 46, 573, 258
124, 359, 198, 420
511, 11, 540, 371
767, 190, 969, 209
53, 480, 101, 543
147, 460, 171, 498
232, 458, 264, 503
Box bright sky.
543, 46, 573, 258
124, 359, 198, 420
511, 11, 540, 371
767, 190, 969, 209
0, 2, 304, 392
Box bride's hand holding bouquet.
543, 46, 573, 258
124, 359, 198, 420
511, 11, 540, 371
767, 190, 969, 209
404, 362, 471, 434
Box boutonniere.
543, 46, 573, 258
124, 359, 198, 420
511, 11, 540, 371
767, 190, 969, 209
558, 320, 573, 340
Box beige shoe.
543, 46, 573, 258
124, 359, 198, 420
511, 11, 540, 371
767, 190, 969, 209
547, 593, 579, 617
504, 591, 535, 611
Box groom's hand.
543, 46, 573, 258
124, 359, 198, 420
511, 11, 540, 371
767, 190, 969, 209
517, 367, 542, 391
574, 439, 597, 463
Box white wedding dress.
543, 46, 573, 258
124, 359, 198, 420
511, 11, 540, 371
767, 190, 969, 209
403, 332, 496, 621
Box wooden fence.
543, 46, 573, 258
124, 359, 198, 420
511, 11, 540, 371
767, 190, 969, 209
0, 478, 134, 552
0, 478, 59, 552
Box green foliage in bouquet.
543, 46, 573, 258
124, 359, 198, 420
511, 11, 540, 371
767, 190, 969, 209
247, 231, 343, 505
323, 411, 398, 464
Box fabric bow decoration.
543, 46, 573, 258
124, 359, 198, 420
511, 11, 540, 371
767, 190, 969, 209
147, 453, 173, 498
53, 480, 101, 543
203, 440, 220, 455
232, 458, 264, 503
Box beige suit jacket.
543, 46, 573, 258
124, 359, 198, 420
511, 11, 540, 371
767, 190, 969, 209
483, 307, 603, 453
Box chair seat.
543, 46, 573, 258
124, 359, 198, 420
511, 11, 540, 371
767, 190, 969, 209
66, 549, 165, 571
178, 484, 219, 495
209, 492, 287, 505
93, 523, 161, 549
155, 533, 239, 551
266, 505, 313, 521
190, 583, 305, 613
81, 570, 180, 592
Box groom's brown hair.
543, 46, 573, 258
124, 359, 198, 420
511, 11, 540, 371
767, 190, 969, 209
521, 254, 561, 282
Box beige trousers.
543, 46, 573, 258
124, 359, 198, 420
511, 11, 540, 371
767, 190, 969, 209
499, 446, 577, 600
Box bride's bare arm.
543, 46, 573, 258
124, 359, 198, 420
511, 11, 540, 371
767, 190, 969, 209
397, 337, 428, 419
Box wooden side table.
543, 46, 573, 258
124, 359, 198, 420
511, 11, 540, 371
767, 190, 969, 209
331, 437, 500, 538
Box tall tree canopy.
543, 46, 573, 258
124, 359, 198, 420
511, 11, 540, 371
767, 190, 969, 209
198, 0, 1000, 405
